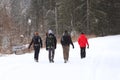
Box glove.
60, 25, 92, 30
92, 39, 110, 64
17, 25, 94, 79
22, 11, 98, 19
87, 45, 89, 49
55, 45, 56, 49
72, 45, 74, 49
46, 47, 48, 50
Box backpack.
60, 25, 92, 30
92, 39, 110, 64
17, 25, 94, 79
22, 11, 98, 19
33, 36, 41, 44
47, 34, 55, 48
61, 35, 70, 45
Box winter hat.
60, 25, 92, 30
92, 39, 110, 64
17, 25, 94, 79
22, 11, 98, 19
48, 30, 53, 34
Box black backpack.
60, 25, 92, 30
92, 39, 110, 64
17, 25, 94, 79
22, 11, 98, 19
33, 36, 41, 44
61, 35, 70, 45
47, 34, 55, 48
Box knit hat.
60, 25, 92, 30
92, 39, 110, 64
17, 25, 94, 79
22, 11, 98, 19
48, 30, 53, 34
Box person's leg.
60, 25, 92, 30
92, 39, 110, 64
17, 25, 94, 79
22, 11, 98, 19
51, 48, 55, 62
34, 46, 40, 62
66, 46, 69, 61
80, 47, 83, 58
34, 50, 38, 62
34, 50, 37, 60
48, 49, 52, 62
62, 46, 66, 62
83, 48, 86, 58
81, 47, 86, 59
63, 46, 68, 63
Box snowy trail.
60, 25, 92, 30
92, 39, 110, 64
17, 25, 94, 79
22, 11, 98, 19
0, 35, 120, 80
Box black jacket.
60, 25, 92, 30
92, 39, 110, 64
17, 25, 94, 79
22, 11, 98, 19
61, 33, 74, 48
28, 35, 42, 49
46, 33, 57, 49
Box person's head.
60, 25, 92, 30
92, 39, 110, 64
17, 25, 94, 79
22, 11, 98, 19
81, 32, 84, 34
34, 32, 39, 36
64, 30, 68, 35
65, 30, 68, 34
46, 32, 48, 36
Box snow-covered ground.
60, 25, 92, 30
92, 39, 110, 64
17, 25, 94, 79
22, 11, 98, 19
0, 35, 120, 80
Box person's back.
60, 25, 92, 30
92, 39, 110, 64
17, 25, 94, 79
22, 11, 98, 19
33, 36, 41, 46
78, 33, 88, 47
29, 32, 42, 48
78, 32, 89, 59
61, 34, 70, 46
46, 30, 57, 63
61, 30, 74, 63
61, 31, 74, 47
28, 32, 42, 62
47, 33, 55, 48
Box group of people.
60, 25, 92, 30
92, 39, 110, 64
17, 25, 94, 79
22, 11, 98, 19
28, 30, 89, 63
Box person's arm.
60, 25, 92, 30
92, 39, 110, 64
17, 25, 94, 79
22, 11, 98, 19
86, 38, 89, 48
69, 36, 74, 48
45, 37, 47, 50
78, 35, 82, 46
40, 37, 43, 48
28, 39, 33, 49
54, 36, 57, 49
60, 36, 64, 46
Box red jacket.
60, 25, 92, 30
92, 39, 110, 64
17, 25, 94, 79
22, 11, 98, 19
78, 34, 89, 47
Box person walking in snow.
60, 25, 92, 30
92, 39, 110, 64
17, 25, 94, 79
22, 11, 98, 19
45, 30, 57, 63
78, 32, 89, 59
61, 30, 74, 63
28, 32, 43, 62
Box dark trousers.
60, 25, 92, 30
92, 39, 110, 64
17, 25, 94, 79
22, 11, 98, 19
34, 46, 40, 61
80, 47, 86, 58
48, 48, 55, 62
